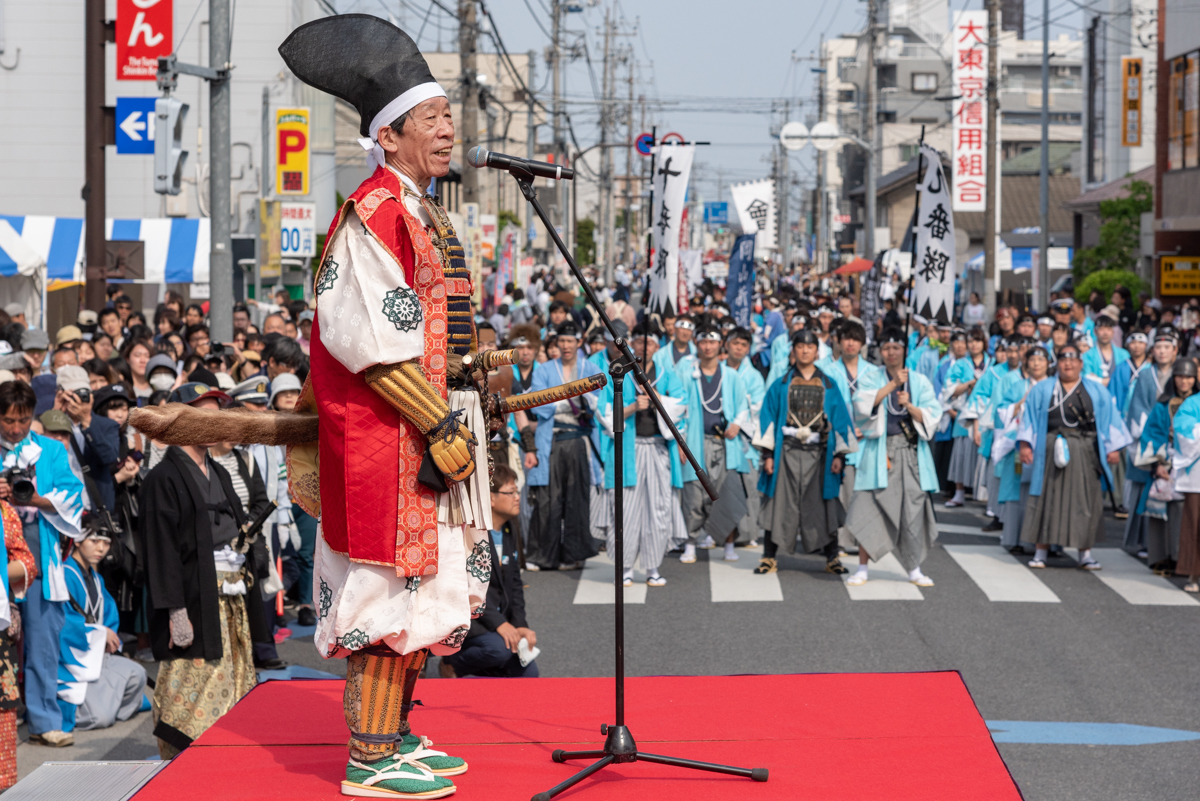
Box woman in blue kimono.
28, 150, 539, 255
593, 328, 687, 587
1018, 341, 1132, 569
991, 343, 1049, 553
753, 329, 857, 575
944, 329, 992, 507
1130, 358, 1197, 573
845, 328, 944, 587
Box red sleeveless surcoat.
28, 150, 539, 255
310, 167, 450, 577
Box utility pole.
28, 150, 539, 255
258, 86, 270, 305
1037, 0, 1050, 311
209, 0, 233, 342
621, 54, 635, 268
984, 0, 1000, 314
816, 34, 827, 272
550, 0, 567, 257
84, 0, 108, 313
459, 0, 480, 205
778, 100, 790, 271
863, 0, 877, 262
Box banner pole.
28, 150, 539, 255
904, 125, 926, 342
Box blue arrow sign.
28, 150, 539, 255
115, 97, 158, 155
986, 721, 1200, 746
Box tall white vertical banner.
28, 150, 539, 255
913, 145, 956, 324
648, 144, 695, 316
951, 11, 989, 212
730, 179, 777, 254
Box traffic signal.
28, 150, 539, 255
153, 97, 189, 195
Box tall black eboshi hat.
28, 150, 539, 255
279, 14, 445, 167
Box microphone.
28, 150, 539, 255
466, 146, 574, 181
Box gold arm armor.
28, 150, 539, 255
365, 361, 477, 482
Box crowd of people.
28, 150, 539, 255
0, 259, 1196, 782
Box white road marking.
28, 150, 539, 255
708, 545, 783, 602
1067, 549, 1200, 606
842, 551, 924, 600
943, 545, 1061, 603
938, 523, 1000, 538
572, 552, 647, 605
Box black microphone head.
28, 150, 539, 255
466, 146, 488, 168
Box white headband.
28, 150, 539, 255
356, 82, 447, 172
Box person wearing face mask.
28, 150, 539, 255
145, 354, 179, 395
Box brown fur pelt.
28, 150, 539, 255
129, 404, 318, 446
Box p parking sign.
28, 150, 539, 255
275, 108, 310, 195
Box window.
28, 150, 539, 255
878, 65, 897, 89
911, 72, 938, 92
1167, 52, 1200, 170
837, 57, 857, 80
878, 110, 897, 123
899, 144, 919, 161
838, 88, 856, 104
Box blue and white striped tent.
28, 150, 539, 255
0, 215, 211, 283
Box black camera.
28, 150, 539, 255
1, 467, 35, 505
75, 387, 90, 403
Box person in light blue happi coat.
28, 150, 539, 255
725, 327, 767, 544
57, 525, 148, 733
1122, 332, 1180, 555
845, 328, 943, 587
961, 338, 1011, 522
1129, 358, 1198, 572
525, 321, 605, 571
0, 381, 84, 745
818, 320, 880, 545
754, 329, 857, 575
1108, 332, 1150, 419
593, 328, 688, 586
1081, 313, 1129, 386
653, 315, 697, 376
1017, 341, 1131, 570
943, 329, 993, 507
1155, 391, 1200, 592
930, 329, 966, 498
990, 342, 1048, 552
676, 325, 751, 565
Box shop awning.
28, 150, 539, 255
0, 216, 212, 283
833, 257, 874, 275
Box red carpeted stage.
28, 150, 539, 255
133, 672, 1022, 800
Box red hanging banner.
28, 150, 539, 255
116, 0, 174, 81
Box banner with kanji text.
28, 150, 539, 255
912, 145, 956, 325
647, 144, 695, 316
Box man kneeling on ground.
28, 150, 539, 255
442, 464, 539, 678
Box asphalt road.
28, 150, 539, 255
17, 498, 1200, 800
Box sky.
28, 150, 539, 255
343, 0, 1089, 209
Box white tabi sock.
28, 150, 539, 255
854, 566, 868, 579
1034, 547, 1049, 562
908, 567, 926, 582
1079, 548, 1092, 564
949, 489, 965, 504
623, 569, 634, 583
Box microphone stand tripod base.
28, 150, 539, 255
533, 725, 768, 801
501, 171, 768, 801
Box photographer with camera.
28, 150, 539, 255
53, 366, 122, 514
0, 380, 85, 746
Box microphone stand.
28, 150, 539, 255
506, 167, 769, 801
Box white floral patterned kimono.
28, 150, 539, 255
309, 166, 490, 660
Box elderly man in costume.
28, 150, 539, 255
845, 328, 944, 587
279, 16, 491, 798
1017, 341, 1131, 570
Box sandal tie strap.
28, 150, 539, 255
348, 757, 438, 787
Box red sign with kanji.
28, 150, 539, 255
116, 0, 173, 81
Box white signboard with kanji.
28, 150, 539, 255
912, 145, 956, 325
951, 11, 989, 212
280, 202, 317, 258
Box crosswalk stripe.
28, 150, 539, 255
938, 523, 999, 537
708, 545, 783, 602
1066, 549, 1200, 606
842, 552, 924, 600
572, 553, 648, 605
943, 545, 1061, 603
